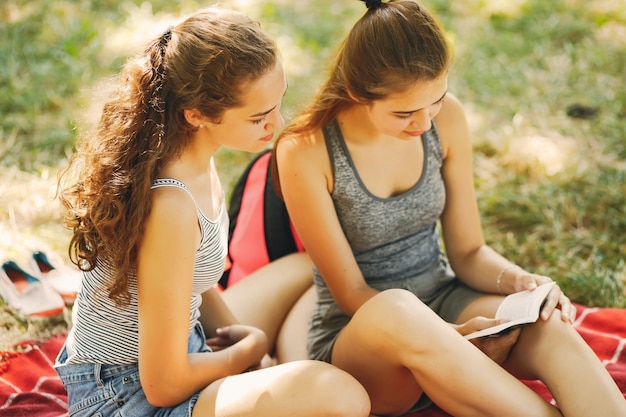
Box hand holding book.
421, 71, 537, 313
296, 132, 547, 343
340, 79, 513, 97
464, 282, 557, 340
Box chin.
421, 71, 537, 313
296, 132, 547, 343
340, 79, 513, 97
247, 142, 272, 154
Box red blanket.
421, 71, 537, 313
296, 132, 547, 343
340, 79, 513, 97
1, 304, 624, 417
0, 333, 68, 417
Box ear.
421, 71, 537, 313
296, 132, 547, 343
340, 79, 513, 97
183, 109, 205, 128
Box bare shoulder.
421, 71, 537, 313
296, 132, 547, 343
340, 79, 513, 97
148, 185, 197, 230
274, 127, 335, 199
276, 129, 324, 157
275, 129, 329, 174
139, 184, 200, 268
437, 92, 466, 119
433, 93, 471, 158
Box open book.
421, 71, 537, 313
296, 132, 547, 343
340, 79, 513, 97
464, 281, 557, 340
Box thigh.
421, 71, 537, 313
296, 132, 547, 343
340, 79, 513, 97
275, 284, 316, 363
331, 290, 433, 416
221, 252, 313, 351
330, 290, 558, 417
455, 293, 503, 324
191, 360, 369, 417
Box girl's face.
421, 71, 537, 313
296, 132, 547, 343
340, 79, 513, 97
366, 75, 448, 139
207, 61, 287, 153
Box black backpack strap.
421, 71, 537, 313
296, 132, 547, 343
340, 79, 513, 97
263, 152, 297, 261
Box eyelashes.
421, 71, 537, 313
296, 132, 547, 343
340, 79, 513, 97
395, 98, 446, 120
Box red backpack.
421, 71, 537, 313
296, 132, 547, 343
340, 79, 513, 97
219, 150, 305, 289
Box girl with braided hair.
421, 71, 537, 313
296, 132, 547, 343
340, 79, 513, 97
55, 7, 370, 417
272, 0, 626, 416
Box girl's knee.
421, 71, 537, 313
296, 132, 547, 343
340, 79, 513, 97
364, 288, 431, 323
528, 309, 574, 336
300, 360, 371, 416
370, 288, 421, 309
352, 289, 445, 348
516, 310, 581, 355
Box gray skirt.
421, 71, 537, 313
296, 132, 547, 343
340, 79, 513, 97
307, 256, 484, 363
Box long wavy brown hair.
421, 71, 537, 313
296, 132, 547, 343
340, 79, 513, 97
271, 0, 451, 198
59, 8, 277, 305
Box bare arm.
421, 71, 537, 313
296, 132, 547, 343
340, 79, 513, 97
198, 287, 238, 339
436, 95, 574, 321
137, 187, 266, 407
275, 133, 378, 317
435, 94, 510, 293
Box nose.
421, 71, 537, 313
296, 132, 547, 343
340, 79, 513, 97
267, 109, 284, 131
410, 109, 432, 132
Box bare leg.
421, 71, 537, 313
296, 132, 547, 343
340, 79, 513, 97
275, 284, 315, 363
505, 313, 626, 417
332, 289, 561, 417
192, 360, 370, 417
220, 252, 313, 353
459, 295, 626, 416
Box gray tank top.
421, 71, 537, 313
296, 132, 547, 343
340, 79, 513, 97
313, 120, 446, 286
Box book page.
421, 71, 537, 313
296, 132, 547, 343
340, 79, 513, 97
495, 281, 556, 322
464, 282, 556, 339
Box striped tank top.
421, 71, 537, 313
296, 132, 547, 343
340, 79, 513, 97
63, 178, 228, 365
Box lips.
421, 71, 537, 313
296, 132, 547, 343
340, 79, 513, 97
405, 130, 423, 137
259, 132, 274, 142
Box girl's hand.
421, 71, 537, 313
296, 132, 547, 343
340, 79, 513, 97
510, 271, 576, 323
205, 330, 235, 352
471, 328, 521, 365
454, 317, 520, 364
454, 316, 499, 337
206, 324, 263, 349
206, 324, 268, 371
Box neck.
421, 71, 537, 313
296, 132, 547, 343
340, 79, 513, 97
160, 132, 216, 181
337, 105, 382, 144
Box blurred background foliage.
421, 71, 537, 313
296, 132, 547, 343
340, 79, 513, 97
0, 0, 625, 328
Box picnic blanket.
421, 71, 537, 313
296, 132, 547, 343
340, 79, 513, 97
1, 304, 625, 417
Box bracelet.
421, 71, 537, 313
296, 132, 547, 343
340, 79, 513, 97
496, 265, 515, 295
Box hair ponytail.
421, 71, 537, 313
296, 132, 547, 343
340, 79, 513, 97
273, 0, 451, 198
60, 8, 277, 305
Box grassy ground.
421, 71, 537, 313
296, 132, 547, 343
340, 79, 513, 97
1, 0, 625, 351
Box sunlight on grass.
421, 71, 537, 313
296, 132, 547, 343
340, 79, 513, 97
0, 167, 70, 263
1, 0, 625, 349
479, 0, 527, 17
100, 2, 194, 63
506, 133, 578, 177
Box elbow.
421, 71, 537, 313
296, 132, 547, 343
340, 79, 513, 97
141, 371, 189, 408
143, 383, 182, 408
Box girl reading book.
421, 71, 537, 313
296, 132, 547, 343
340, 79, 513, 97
272, 0, 626, 415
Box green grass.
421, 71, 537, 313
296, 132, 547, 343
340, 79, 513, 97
445, 0, 626, 309
1, 0, 625, 350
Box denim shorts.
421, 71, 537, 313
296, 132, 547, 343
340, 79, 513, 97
55, 323, 211, 417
